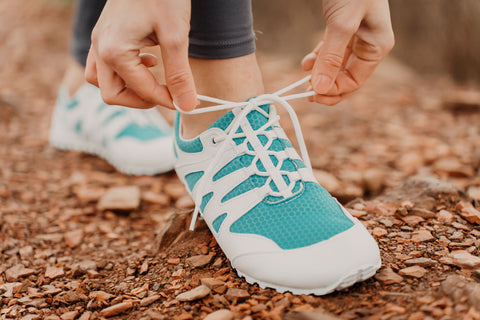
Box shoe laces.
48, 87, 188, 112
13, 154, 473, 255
174, 76, 316, 231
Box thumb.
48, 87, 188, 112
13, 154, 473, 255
312, 23, 355, 94
159, 34, 197, 111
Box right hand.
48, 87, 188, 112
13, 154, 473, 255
85, 0, 197, 111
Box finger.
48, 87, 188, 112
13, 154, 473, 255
157, 29, 197, 111
101, 46, 173, 108
311, 22, 357, 94
139, 53, 158, 68
312, 94, 343, 106
301, 41, 324, 71
96, 58, 156, 109
85, 49, 99, 87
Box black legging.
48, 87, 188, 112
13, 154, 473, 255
70, 0, 256, 66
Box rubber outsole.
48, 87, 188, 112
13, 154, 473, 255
236, 262, 381, 296
50, 134, 174, 176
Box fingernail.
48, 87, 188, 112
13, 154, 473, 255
314, 75, 332, 94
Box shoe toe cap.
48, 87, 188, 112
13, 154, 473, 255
231, 222, 381, 293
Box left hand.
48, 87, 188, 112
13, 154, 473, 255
302, 0, 395, 105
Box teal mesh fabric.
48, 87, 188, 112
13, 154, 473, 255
185, 171, 204, 191
174, 112, 204, 153
221, 175, 268, 203
210, 111, 235, 130
75, 120, 82, 134
213, 154, 254, 181
292, 159, 306, 169
269, 139, 285, 152
116, 123, 170, 141
280, 159, 297, 172
200, 192, 214, 212
213, 213, 227, 232
230, 182, 354, 250
66, 98, 79, 110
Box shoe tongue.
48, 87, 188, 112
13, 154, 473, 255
209, 104, 271, 132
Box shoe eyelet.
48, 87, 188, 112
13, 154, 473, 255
211, 137, 217, 145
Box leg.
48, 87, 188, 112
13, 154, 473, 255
181, 0, 264, 139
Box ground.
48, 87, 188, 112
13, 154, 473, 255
1, 1, 480, 320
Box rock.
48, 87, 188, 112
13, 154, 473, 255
142, 191, 170, 205
99, 302, 133, 317
131, 283, 149, 296
433, 157, 474, 178
97, 186, 140, 212
140, 294, 161, 306
334, 184, 364, 203
20, 315, 41, 320
139, 261, 148, 274
200, 278, 225, 289
19, 246, 34, 259
398, 266, 427, 278
313, 170, 341, 193
176, 285, 211, 302
441, 274, 480, 306
456, 201, 480, 224
78, 311, 92, 320
186, 255, 213, 268
409, 208, 435, 219
375, 268, 403, 284
404, 257, 437, 267
0, 282, 22, 297
45, 266, 64, 279
74, 186, 105, 202
450, 250, 480, 268
163, 183, 187, 200
65, 229, 84, 248
411, 230, 434, 243
436, 210, 453, 224
284, 311, 341, 320
224, 288, 249, 301
175, 195, 195, 209
88, 291, 114, 301
60, 311, 78, 320
204, 310, 234, 320
152, 210, 190, 253
5, 264, 35, 282
467, 186, 480, 201
401, 215, 424, 226
385, 304, 407, 314
362, 168, 385, 194
372, 227, 388, 237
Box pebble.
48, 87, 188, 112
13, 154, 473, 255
225, 288, 250, 301
60, 311, 78, 320
450, 250, 480, 268
375, 268, 404, 284
200, 278, 225, 289
204, 310, 234, 320
5, 264, 35, 282
372, 227, 388, 237
401, 215, 424, 226
97, 186, 140, 211
313, 170, 341, 193
100, 302, 133, 317
457, 201, 480, 224
142, 191, 170, 206
163, 183, 187, 200
78, 260, 97, 272
19, 246, 34, 259
467, 186, 480, 201
139, 261, 149, 274
175, 195, 195, 209
404, 257, 436, 267
411, 230, 434, 243
409, 208, 435, 219
176, 285, 211, 302
385, 304, 407, 314
65, 229, 83, 248
289, 311, 341, 320
88, 291, 114, 301
45, 266, 64, 279
0, 282, 22, 298
436, 210, 453, 224
186, 255, 213, 268
398, 266, 427, 278
140, 294, 161, 306
78, 311, 92, 320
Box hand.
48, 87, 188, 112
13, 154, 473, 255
85, 0, 197, 111
302, 0, 394, 105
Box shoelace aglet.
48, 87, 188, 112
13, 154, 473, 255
189, 206, 200, 231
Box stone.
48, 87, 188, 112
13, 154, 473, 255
284, 311, 341, 320
175, 195, 195, 209
224, 288, 249, 301
0, 282, 22, 297
5, 264, 35, 282
436, 210, 453, 224
372, 227, 388, 237
200, 278, 225, 289
60, 311, 79, 320
313, 170, 341, 193
401, 215, 424, 226
398, 266, 427, 278
204, 309, 234, 320
186, 255, 213, 268
467, 186, 480, 201
139, 261, 149, 274
19, 246, 34, 259
65, 229, 84, 248
404, 257, 437, 267
88, 291, 114, 301
450, 250, 480, 268
409, 208, 435, 219
385, 304, 407, 314
457, 201, 480, 224
362, 168, 385, 194
142, 191, 170, 206
45, 266, 64, 279
411, 230, 434, 243
152, 211, 190, 253
140, 294, 161, 306
375, 268, 404, 284
176, 285, 211, 302
78, 311, 92, 320
99, 302, 133, 317
97, 186, 140, 212
75, 186, 105, 202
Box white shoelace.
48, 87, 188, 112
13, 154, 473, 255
174, 75, 316, 231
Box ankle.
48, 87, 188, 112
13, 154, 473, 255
62, 59, 86, 97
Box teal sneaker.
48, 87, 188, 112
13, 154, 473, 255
173, 77, 381, 295
49, 83, 175, 175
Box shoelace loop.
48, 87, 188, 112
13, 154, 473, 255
174, 75, 316, 231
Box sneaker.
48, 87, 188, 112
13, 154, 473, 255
173, 78, 381, 295
49, 83, 175, 175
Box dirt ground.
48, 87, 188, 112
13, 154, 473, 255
1, 1, 480, 320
